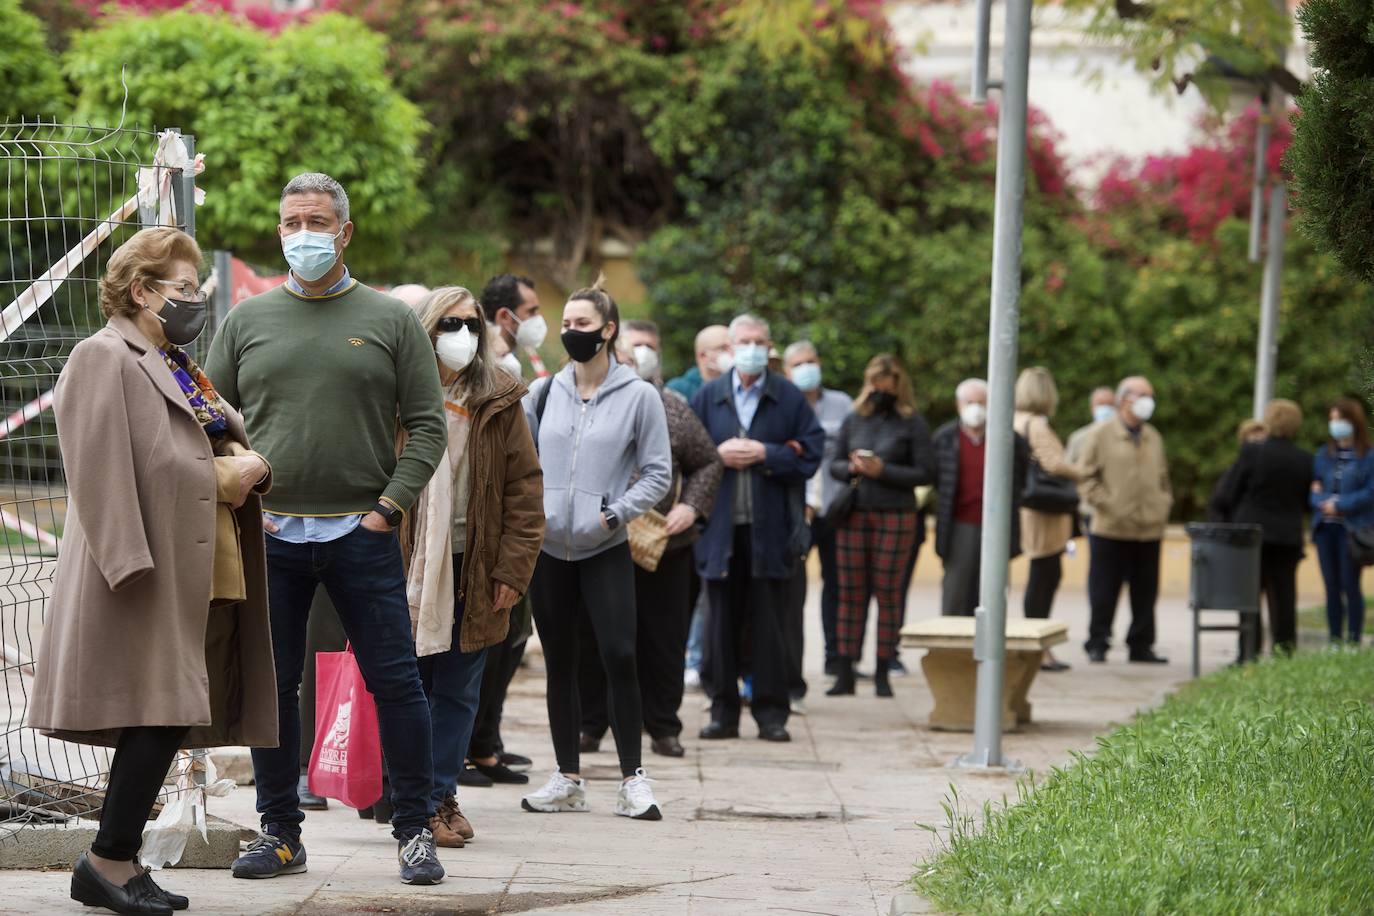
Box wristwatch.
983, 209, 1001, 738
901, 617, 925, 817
373, 500, 404, 528
603, 508, 620, 531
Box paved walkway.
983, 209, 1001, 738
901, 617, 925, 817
0, 580, 1241, 915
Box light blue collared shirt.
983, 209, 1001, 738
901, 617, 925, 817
267, 266, 365, 543
732, 368, 766, 433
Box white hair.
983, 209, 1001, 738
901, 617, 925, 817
956, 377, 987, 405
281, 172, 350, 223
783, 340, 817, 362
728, 313, 770, 342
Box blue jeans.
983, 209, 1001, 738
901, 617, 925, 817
1314, 522, 1366, 642
686, 590, 707, 672
418, 555, 487, 809
253, 525, 434, 840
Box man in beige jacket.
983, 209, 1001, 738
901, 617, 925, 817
1079, 376, 1172, 664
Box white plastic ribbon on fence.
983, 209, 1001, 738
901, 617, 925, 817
139, 753, 235, 870
0, 130, 205, 345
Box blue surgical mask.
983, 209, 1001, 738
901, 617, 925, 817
733, 343, 768, 376
282, 228, 342, 282
790, 362, 821, 392
1092, 404, 1115, 424
1330, 418, 1355, 441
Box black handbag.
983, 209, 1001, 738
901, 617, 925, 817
824, 480, 859, 527
1018, 415, 1080, 515
1349, 526, 1374, 566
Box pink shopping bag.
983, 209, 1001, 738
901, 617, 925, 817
307, 645, 383, 809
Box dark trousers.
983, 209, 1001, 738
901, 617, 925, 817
705, 525, 790, 729
785, 551, 808, 700
254, 526, 433, 839
1086, 535, 1160, 653
1260, 542, 1302, 654
530, 543, 643, 778
299, 587, 346, 764
92, 725, 190, 860
813, 517, 841, 665
941, 521, 982, 616
468, 604, 528, 761
1024, 553, 1064, 619
1314, 522, 1366, 643
418, 555, 487, 808
581, 544, 695, 740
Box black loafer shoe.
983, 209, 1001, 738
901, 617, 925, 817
1086, 646, 1107, 663
698, 721, 739, 740
579, 733, 602, 753
499, 751, 533, 772
298, 774, 328, 811
1129, 650, 1169, 664
71, 854, 173, 915
141, 868, 189, 911
471, 759, 530, 785
651, 735, 685, 758
758, 725, 791, 743
457, 765, 493, 788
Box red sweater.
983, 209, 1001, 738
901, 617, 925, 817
954, 430, 985, 525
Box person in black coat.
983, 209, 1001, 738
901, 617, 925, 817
931, 379, 1030, 617
824, 354, 934, 697
1211, 400, 1314, 654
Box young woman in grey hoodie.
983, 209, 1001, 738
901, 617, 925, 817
520, 281, 672, 821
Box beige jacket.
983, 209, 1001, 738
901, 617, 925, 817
1014, 411, 1088, 559
1078, 417, 1173, 541
27, 316, 278, 749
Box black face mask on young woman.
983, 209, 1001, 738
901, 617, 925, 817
561, 325, 607, 363
868, 391, 896, 413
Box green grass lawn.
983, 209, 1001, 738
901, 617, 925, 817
912, 649, 1374, 915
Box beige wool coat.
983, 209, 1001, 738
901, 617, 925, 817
26, 315, 279, 749
1014, 411, 1089, 559
1078, 417, 1173, 542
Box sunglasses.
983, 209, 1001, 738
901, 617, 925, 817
437, 316, 482, 335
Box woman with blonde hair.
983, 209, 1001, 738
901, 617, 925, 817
1013, 366, 1087, 671
826, 353, 934, 697
28, 227, 276, 914
402, 286, 544, 846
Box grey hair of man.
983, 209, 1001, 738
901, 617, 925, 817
728, 313, 770, 342
1090, 385, 1116, 407
782, 340, 817, 363
1115, 375, 1152, 402
280, 172, 350, 224
956, 377, 988, 406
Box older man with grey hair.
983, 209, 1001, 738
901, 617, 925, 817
931, 378, 1029, 616
208, 172, 447, 884
691, 315, 823, 743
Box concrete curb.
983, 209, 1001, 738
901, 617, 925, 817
0, 814, 250, 870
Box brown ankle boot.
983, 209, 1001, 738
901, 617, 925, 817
440, 795, 474, 841
427, 814, 465, 848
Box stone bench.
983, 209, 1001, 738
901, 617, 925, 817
900, 617, 1068, 732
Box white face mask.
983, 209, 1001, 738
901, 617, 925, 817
514, 313, 548, 349
632, 344, 660, 380
714, 351, 735, 374
733, 342, 769, 376
1131, 396, 1156, 422
960, 403, 987, 429
435, 328, 477, 372
497, 352, 522, 378
1092, 404, 1116, 424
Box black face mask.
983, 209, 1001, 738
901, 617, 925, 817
561, 325, 607, 363
868, 391, 896, 413
148, 292, 208, 347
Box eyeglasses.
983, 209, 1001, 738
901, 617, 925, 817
437, 316, 482, 335
153, 279, 208, 303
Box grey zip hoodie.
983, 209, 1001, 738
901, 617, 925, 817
525, 360, 672, 562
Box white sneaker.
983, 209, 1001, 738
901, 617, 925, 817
614, 768, 662, 821
790, 697, 807, 717
520, 771, 588, 813
683, 668, 702, 692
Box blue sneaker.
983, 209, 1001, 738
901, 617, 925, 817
398, 829, 445, 885
231, 831, 306, 879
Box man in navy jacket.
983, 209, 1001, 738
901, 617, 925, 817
691, 314, 823, 742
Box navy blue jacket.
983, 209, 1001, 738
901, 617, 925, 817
692, 370, 824, 580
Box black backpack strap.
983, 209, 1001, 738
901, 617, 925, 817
535, 376, 552, 425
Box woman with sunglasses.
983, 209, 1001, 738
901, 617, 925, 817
401, 287, 544, 847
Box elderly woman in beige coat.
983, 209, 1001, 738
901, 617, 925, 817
25, 228, 277, 916
1013, 367, 1088, 672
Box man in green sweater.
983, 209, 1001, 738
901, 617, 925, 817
206, 173, 448, 886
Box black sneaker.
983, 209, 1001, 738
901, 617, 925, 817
232, 831, 306, 879
471, 759, 530, 785
398, 829, 445, 885
499, 751, 533, 773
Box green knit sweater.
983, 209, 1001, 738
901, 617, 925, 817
205, 280, 445, 516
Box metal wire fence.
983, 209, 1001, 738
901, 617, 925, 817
0, 118, 203, 843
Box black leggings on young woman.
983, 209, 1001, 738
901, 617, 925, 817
529, 541, 642, 778
92, 725, 191, 860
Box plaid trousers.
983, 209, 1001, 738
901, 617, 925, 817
835, 508, 920, 661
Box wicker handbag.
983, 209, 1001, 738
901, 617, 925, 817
627, 509, 671, 572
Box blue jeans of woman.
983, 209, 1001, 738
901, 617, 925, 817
418, 554, 488, 809
1314, 522, 1366, 642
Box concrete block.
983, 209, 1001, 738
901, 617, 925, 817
209, 747, 254, 786
0, 814, 248, 870
890, 892, 933, 914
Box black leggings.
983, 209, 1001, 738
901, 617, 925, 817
529, 542, 642, 778
93, 725, 191, 860
1024, 553, 1064, 619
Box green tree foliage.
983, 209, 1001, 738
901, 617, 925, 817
1289, 0, 1374, 284
2, 0, 69, 120
63, 10, 426, 275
